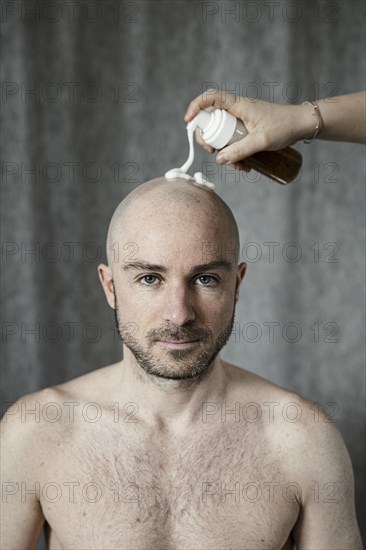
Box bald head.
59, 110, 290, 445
106, 177, 239, 267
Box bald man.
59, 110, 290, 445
1, 178, 361, 549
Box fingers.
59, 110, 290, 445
184, 89, 245, 122
216, 133, 265, 164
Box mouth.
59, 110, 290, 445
157, 340, 200, 349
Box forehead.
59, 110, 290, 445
115, 208, 236, 267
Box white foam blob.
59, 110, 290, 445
165, 128, 215, 189
164, 168, 194, 181
193, 172, 215, 189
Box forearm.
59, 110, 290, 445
302, 92, 366, 144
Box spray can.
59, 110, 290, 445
187, 108, 302, 185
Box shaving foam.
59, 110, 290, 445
165, 128, 215, 189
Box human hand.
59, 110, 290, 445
184, 89, 312, 166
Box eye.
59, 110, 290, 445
196, 275, 217, 286
138, 275, 160, 286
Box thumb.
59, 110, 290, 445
216, 133, 265, 164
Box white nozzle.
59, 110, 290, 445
186, 108, 237, 150
186, 110, 212, 131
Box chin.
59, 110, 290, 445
143, 354, 215, 382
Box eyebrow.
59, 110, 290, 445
122, 262, 167, 273
122, 260, 233, 274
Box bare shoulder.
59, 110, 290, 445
224, 363, 361, 546
44, 360, 122, 403
1, 362, 121, 445
1, 361, 122, 486
1, 386, 65, 465
224, 362, 353, 478
0, 368, 122, 550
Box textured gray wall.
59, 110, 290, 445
1, 0, 365, 545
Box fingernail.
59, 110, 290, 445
217, 154, 228, 164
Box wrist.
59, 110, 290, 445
297, 103, 318, 141
301, 101, 324, 143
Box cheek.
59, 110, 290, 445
196, 289, 236, 318
115, 284, 159, 329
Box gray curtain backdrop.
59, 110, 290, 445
1, 0, 365, 546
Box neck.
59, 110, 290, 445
117, 345, 229, 432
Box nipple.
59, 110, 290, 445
165, 128, 215, 190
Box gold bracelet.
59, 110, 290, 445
302, 101, 324, 144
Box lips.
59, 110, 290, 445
149, 327, 209, 348
157, 339, 199, 348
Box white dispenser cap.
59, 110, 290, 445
187, 108, 237, 149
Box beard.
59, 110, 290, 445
113, 294, 235, 383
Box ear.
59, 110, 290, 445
235, 262, 247, 303
98, 264, 115, 309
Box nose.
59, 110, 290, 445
162, 284, 196, 326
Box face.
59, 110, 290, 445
114, 292, 235, 382
99, 188, 246, 383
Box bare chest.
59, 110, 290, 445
41, 422, 298, 549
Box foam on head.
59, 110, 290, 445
165, 128, 215, 189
